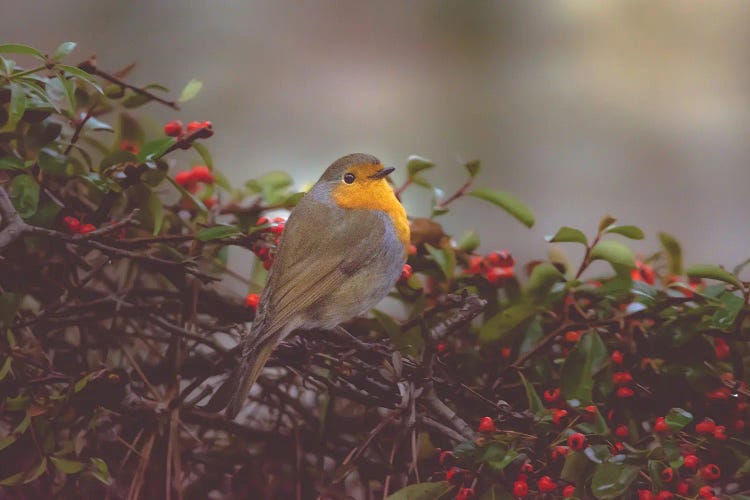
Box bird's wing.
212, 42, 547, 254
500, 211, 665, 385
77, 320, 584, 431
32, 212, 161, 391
247, 196, 389, 351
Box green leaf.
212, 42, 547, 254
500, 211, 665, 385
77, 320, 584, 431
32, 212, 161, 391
561, 451, 590, 484
8, 82, 27, 127
606, 225, 644, 240
373, 309, 423, 358
687, 264, 743, 289
659, 232, 682, 275
0, 157, 26, 172
386, 481, 452, 500
525, 263, 564, 302
0, 44, 46, 59
52, 42, 77, 61
457, 230, 480, 252
167, 177, 207, 214
50, 456, 85, 474
9, 174, 40, 218
469, 188, 535, 228
56, 75, 76, 116
192, 142, 214, 169
146, 190, 164, 235
80, 173, 116, 194
178, 78, 203, 103
0, 293, 21, 328
598, 215, 616, 233
100, 149, 138, 170
711, 292, 744, 329
664, 408, 692, 431
561, 331, 606, 406
38, 147, 68, 176
138, 137, 175, 161
425, 244, 456, 280
247, 171, 294, 204
0, 457, 47, 486
546, 226, 587, 245
518, 371, 544, 416
74, 373, 92, 393
0, 414, 29, 451
90, 457, 111, 485
591, 463, 640, 499
479, 302, 536, 344
406, 155, 435, 177
58, 64, 103, 94
197, 225, 242, 241
465, 159, 481, 178
590, 240, 636, 270
0, 356, 11, 381
118, 112, 145, 145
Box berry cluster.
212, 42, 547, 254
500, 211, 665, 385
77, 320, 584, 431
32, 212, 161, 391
174, 165, 215, 193
163, 119, 214, 139
464, 250, 515, 285
249, 216, 285, 271
62, 216, 95, 235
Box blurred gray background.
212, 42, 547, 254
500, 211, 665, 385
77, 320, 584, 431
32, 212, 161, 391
3, 1, 750, 275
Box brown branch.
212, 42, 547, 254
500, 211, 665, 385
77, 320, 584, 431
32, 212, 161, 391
0, 185, 29, 252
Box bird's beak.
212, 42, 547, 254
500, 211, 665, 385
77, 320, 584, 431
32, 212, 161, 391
369, 166, 395, 179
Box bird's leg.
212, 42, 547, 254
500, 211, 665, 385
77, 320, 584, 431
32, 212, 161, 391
332, 325, 388, 353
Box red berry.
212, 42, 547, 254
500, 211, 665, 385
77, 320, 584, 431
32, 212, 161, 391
501, 347, 511, 360
616, 386, 634, 398
408, 244, 417, 256
583, 405, 597, 419
656, 492, 674, 500
78, 223, 96, 235
269, 221, 285, 234
438, 450, 453, 466
456, 488, 474, 500
186, 121, 202, 133
661, 467, 674, 482
245, 293, 260, 309
543, 388, 560, 403
677, 482, 689, 495
610, 350, 624, 365
256, 216, 270, 226
174, 170, 194, 186
715, 338, 730, 360
436, 343, 448, 354
713, 425, 728, 440
705, 387, 731, 401
552, 409, 568, 424
564, 330, 581, 343
478, 416, 495, 433
63, 216, 81, 233
567, 432, 586, 451
512, 480, 528, 497
119, 140, 139, 154
486, 250, 514, 267
163, 119, 183, 137
734, 419, 745, 431
696, 418, 716, 434
191, 165, 214, 184
551, 445, 568, 460
537, 476, 556, 493
520, 463, 533, 474
445, 467, 462, 484
465, 256, 484, 275
683, 454, 698, 469
700, 464, 720, 481
562, 485, 575, 498
654, 417, 670, 433
613, 371, 634, 385
202, 197, 216, 209
615, 425, 629, 438
487, 266, 514, 285
200, 120, 214, 137
400, 264, 413, 282
698, 486, 714, 499
638, 490, 654, 500
610, 441, 624, 454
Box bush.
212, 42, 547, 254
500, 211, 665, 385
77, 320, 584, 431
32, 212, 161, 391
0, 42, 749, 499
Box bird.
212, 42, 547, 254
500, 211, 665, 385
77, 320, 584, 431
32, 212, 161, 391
207, 153, 410, 418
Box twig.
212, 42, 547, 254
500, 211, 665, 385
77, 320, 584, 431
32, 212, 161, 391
0, 186, 29, 252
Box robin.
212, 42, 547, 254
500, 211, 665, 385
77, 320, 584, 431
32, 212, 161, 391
208, 153, 410, 418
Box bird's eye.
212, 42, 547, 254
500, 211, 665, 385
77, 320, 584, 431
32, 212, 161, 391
343, 173, 355, 184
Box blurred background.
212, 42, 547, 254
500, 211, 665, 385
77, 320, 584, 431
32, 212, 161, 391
3, 0, 750, 275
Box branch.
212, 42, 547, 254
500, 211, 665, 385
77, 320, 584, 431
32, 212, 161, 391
0, 185, 29, 252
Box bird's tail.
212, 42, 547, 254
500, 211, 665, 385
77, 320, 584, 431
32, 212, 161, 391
202, 335, 277, 419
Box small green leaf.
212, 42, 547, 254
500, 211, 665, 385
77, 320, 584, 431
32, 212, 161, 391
386, 481, 452, 500
0, 157, 26, 172
74, 373, 92, 393
56, 75, 76, 116
178, 78, 203, 103
0, 293, 21, 328
590, 240, 636, 270
518, 372, 544, 416
406, 155, 435, 177
479, 302, 536, 343
598, 215, 616, 233
664, 408, 692, 431
659, 232, 682, 275
373, 310, 422, 358
90, 457, 111, 485
546, 226, 587, 245
192, 142, 214, 169
38, 148, 68, 176
711, 292, 744, 329
591, 463, 639, 499
526, 263, 564, 302
425, 244, 456, 280
197, 225, 242, 241
52, 42, 77, 61
9, 174, 40, 218
51, 456, 85, 474
469, 188, 535, 228
687, 264, 743, 289
138, 137, 175, 161
561, 331, 606, 406
606, 225, 644, 240
561, 451, 590, 484
58, 64, 103, 94
9, 82, 27, 127
457, 230, 480, 252
146, 190, 164, 235
465, 159, 481, 178
0, 356, 11, 381
0, 44, 46, 59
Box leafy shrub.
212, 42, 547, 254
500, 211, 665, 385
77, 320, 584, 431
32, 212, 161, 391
0, 42, 749, 500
